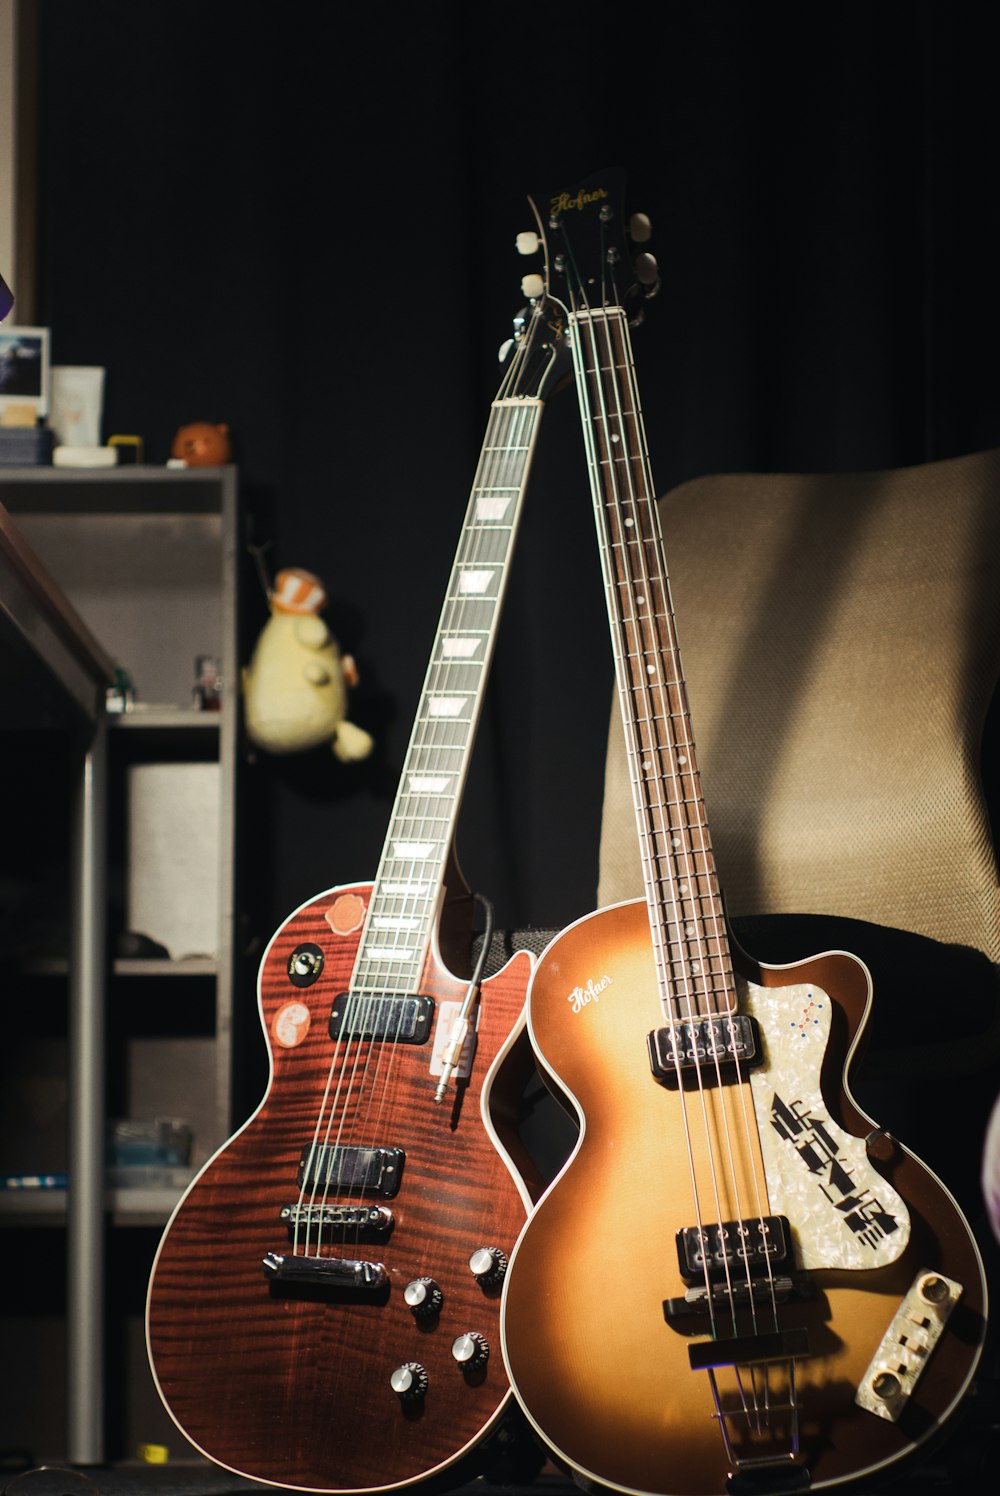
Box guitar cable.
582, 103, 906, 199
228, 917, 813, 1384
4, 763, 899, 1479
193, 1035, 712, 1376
434, 892, 495, 1102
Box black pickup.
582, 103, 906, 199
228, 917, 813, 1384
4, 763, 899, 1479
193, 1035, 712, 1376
677, 1215, 791, 1281
648, 1013, 761, 1084
329, 992, 434, 1043
298, 1144, 405, 1198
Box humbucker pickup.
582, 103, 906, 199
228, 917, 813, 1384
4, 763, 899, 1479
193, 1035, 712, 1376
677, 1215, 791, 1281
648, 1014, 761, 1082
298, 1144, 405, 1198
329, 992, 435, 1043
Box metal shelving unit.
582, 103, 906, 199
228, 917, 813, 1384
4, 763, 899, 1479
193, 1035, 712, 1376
0, 464, 241, 1464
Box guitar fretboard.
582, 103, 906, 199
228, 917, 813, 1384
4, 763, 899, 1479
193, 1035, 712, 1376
570, 306, 735, 1021
351, 397, 543, 996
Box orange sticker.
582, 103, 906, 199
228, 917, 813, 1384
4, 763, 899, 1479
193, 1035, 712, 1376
326, 892, 366, 935
272, 1001, 311, 1048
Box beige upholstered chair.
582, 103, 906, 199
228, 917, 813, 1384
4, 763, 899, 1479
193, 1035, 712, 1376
598, 448, 1000, 962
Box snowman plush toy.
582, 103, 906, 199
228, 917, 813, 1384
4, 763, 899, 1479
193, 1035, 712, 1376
242, 567, 373, 762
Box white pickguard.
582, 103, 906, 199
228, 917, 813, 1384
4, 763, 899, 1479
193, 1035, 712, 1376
746, 979, 910, 1270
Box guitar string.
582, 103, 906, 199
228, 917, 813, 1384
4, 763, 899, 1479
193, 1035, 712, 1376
349, 392, 543, 1258
563, 215, 782, 1420
295, 396, 516, 1259
312, 397, 517, 1241
293, 318, 545, 1266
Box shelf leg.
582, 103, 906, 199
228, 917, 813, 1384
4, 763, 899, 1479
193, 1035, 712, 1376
67, 715, 107, 1465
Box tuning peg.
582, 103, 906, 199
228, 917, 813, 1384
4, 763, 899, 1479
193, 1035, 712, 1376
498, 337, 515, 363
629, 212, 653, 244
521, 273, 545, 300
516, 231, 541, 256
634, 252, 660, 291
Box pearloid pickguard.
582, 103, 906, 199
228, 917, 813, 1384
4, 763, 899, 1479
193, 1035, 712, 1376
747, 978, 910, 1269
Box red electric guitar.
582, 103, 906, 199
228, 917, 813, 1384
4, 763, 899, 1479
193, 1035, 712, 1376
500, 172, 988, 1494
146, 279, 568, 1492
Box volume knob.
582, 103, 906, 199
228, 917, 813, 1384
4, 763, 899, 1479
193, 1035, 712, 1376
452, 1332, 490, 1369
390, 1362, 428, 1402
403, 1277, 443, 1318
469, 1246, 507, 1287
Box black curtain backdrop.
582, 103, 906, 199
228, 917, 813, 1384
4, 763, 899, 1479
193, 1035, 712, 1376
31, 1, 1000, 950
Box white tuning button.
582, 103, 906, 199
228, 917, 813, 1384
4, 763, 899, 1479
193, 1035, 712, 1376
498, 337, 515, 363
469, 1245, 507, 1287
635, 252, 660, 287
390, 1362, 428, 1402
452, 1332, 490, 1369
516, 231, 540, 255
520, 273, 545, 300
629, 212, 653, 243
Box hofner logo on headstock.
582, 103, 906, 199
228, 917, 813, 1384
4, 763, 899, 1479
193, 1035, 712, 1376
550, 185, 609, 215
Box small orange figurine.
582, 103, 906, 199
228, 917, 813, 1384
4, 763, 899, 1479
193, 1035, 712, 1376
171, 421, 232, 466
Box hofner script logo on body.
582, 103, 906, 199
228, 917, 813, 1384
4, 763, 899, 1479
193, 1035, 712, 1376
568, 974, 614, 1013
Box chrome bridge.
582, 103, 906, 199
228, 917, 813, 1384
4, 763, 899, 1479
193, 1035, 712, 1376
663, 1274, 812, 1321
263, 1251, 388, 1291
281, 1203, 393, 1237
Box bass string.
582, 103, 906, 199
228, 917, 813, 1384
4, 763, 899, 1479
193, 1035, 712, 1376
603, 307, 780, 1348
566, 242, 780, 1348
571, 301, 736, 1334
293, 326, 546, 1257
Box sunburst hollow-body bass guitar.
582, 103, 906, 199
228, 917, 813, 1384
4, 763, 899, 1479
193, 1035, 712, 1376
146, 283, 569, 1493
499, 171, 988, 1496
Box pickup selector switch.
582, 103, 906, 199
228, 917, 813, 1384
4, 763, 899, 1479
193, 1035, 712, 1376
390, 1362, 428, 1403
288, 943, 324, 986
452, 1332, 489, 1369
469, 1246, 507, 1287
404, 1277, 443, 1317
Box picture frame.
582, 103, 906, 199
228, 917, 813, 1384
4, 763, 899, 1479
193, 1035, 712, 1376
0, 325, 52, 419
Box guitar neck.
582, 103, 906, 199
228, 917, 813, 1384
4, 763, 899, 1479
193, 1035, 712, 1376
570, 305, 734, 1020
353, 396, 544, 993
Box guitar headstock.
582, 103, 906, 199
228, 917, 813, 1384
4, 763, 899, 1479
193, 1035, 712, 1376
496, 244, 571, 404
519, 168, 659, 323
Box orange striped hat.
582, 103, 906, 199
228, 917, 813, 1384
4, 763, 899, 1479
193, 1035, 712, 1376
271, 568, 327, 615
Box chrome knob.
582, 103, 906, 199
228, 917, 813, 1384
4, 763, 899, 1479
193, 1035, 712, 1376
468, 1246, 507, 1287
403, 1277, 443, 1318
452, 1332, 489, 1369
390, 1362, 428, 1402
